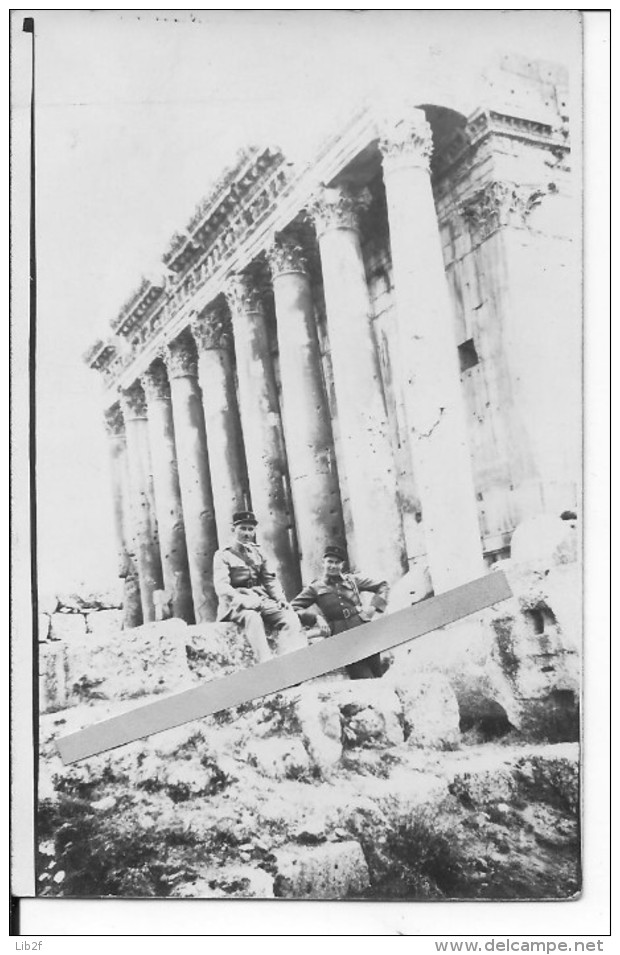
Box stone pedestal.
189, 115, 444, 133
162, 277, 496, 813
142, 360, 194, 623
380, 108, 485, 592
103, 405, 143, 628
225, 274, 301, 597
166, 331, 219, 622
192, 306, 250, 543
268, 238, 346, 580
309, 186, 406, 580
119, 385, 164, 623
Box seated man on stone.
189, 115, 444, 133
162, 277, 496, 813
291, 544, 389, 680
212, 510, 306, 663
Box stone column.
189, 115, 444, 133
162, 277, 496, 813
119, 383, 164, 623
267, 236, 346, 580
142, 359, 194, 623
165, 330, 218, 622
103, 404, 143, 628
192, 304, 250, 543
225, 273, 301, 597
308, 186, 407, 581
380, 107, 485, 592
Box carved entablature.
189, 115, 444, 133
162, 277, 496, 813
458, 180, 548, 244
162, 231, 203, 275
224, 273, 264, 316
266, 235, 310, 279
433, 107, 568, 181
112, 278, 165, 338
103, 402, 125, 437
306, 185, 372, 238
142, 358, 171, 402
192, 303, 232, 352
120, 381, 148, 420
84, 338, 117, 373
166, 330, 198, 379
379, 110, 434, 173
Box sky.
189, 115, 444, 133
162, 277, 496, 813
11, 9, 584, 595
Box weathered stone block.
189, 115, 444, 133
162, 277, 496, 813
185, 622, 255, 679
389, 671, 461, 749
273, 840, 370, 899
328, 682, 404, 749
64, 619, 192, 704
172, 866, 274, 899
388, 564, 433, 612
510, 514, 578, 569
295, 687, 343, 775
245, 737, 311, 780
49, 613, 87, 642
389, 613, 523, 732
39, 642, 69, 712
85, 609, 124, 639
39, 593, 59, 615
38, 613, 50, 642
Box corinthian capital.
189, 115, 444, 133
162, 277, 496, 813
166, 330, 198, 379
192, 304, 232, 352
120, 382, 148, 420
103, 403, 125, 437
458, 181, 532, 242
379, 108, 433, 173
266, 236, 310, 279
306, 185, 371, 238
225, 273, 263, 316
142, 359, 171, 402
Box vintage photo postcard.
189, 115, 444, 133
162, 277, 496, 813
9, 8, 611, 938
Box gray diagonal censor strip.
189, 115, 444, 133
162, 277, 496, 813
57, 571, 512, 764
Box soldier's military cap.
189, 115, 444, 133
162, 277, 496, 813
232, 510, 258, 526
323, 543, 347, 561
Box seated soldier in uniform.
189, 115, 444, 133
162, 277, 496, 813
212, 510, 307, 663
291, 544, 389, 680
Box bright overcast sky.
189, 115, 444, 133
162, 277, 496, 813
11, 9, 583, 595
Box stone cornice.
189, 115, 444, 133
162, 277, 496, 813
166, 330, 198, 379
103, 403, 125, 437
85, 338, 118, 373
142, 359, 171, 401
88, 112, 379, 393
191, 305, 232, 352
266, 235, 310, 279
306, 185, 372, 237
112, 278, 166, 337
120, 382, 148, 420
163, 146, 291, 279
432, 107, 568, 181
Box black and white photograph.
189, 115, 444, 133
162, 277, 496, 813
9, 7, 610, 938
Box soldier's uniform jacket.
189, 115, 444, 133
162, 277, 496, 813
213, 540, 286, 621
291, 572, 389, 634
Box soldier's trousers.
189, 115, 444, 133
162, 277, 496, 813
230, 600, 307, 663
331, 615, 383, 680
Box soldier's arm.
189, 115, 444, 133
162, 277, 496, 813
290, 583, 319, 611
258, 555, 287, 603
212, 551, 238, 601
352, 573, 390, 612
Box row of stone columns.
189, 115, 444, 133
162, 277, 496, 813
105, 107, 486, 628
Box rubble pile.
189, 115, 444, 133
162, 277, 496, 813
37, 515, 581, 900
